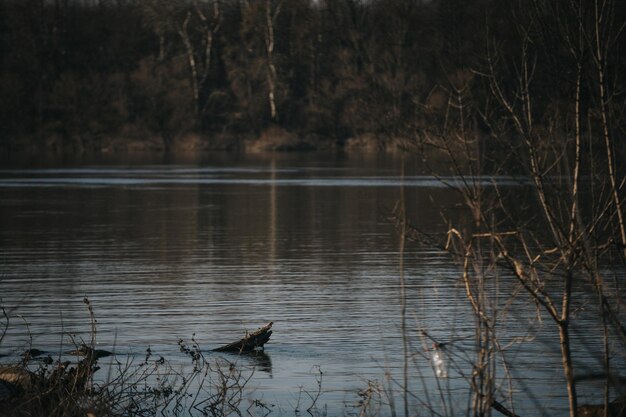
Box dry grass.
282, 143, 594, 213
0, 299, 272, 417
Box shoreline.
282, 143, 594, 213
0, 126, 420, 158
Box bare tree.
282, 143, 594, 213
405, 1, 626, 417
140, 0, 222, 123
264, 0, 282, 122
177, 0, 222, 118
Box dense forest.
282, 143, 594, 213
0, 0, 624, 153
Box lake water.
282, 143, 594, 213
0, 152, 619, 416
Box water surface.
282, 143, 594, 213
0, 152, 618, 415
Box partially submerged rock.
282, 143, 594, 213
0, 366, 34, 402
0, 366, 33, 387
23, 348, 47, 359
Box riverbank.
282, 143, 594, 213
0, 126, 416, 157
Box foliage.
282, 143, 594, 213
1, 0, 622, 151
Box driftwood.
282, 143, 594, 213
66, 345, 113, 360
213, 322, 273, 352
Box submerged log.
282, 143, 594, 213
213, 322, 273, 352
66, 344, 113, 360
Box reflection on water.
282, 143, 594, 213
228, 350, 273, 377
0, 152, 620, 416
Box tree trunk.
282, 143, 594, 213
593, 0, 626, 260
560, 320, 578, 417
265, 0, 280, 122
178, 12, 200, 116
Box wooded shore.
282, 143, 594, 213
2, 0, 623, 155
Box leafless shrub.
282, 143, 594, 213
0, 298, 267, 417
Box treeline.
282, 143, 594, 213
0, 0, 624, 152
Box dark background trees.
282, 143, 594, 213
0, 0, 623, 152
